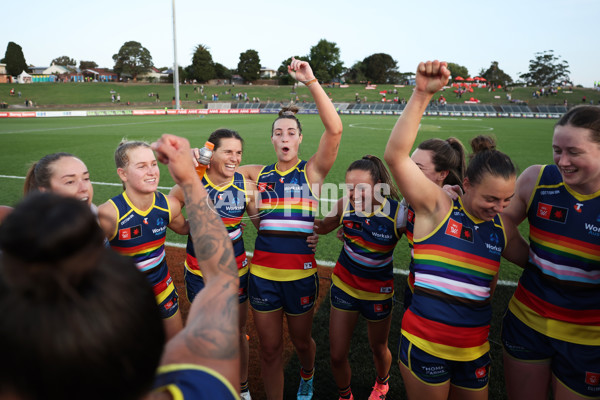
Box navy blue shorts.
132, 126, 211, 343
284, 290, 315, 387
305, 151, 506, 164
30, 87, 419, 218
330, 283, 393, 321
184, 267, 249, 304
502, 310, 600, 397
248, 273, 318, 315
398, 333, 490, 390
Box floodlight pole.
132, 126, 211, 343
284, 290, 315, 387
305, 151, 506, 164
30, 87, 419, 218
172, 0, 180, 110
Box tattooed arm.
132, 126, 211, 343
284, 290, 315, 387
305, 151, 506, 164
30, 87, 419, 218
151, 134, 240, 389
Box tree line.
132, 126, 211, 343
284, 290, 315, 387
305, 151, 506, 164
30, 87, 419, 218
2, 40, 571, 87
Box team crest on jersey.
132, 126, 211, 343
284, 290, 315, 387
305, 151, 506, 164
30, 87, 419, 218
407, 209, 415, 224
258, 182, 276, 192
118, 224, 142, 240
536, 202, 567, 223
343, 220, 362, 231
445, 218, 473, 242
585, 371, 600, 386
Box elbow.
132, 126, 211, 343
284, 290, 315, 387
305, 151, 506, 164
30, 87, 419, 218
383, 147, 396, 167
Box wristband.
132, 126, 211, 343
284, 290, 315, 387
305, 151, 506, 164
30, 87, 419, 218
303, 78, 318, 87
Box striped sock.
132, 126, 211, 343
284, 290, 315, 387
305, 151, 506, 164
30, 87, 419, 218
338, 384, 352, 399
300, 367, 314, 381
240, 380, 249, 393
376, 373, 390, 385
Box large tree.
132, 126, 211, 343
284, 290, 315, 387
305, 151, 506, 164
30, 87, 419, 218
237, 49, 261, 83
214, 62, 232, 80
480, 61, 513, 87
519, 50, 570, 86
190, 44, 215, 83
51, 56, 76, 66
308, 39, 343, 83
1, 42, 28, 76
112, 41, 153, 80
447, 62, 469, 79
343, 61, 367, 84
363, 53, 398, 83
79, 60, 98, 70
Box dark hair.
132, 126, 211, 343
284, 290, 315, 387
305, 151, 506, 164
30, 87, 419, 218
347, 155, 401, 201
418, 137, 466, 188
23, 152, 76, 195
208, 128, 244, 151
556, 105, 600, 144
271, 105, 302, 136
0, 193, 164, 400
466, 135, 516, 185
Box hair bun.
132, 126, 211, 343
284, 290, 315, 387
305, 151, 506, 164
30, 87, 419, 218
470, 135, 497, 154
279, 105, 299, 116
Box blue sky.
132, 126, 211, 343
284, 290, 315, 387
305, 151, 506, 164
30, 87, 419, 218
2, 0, 598, 86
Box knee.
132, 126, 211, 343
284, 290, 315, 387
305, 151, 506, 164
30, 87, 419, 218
260, 341, 284, 361
292, 336, 314, 354
330, 350, 347, 368
370, 343, 391, 360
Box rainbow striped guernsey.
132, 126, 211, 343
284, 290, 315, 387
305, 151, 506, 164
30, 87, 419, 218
250, 160, 318, 281
108, 191, 171, 272
401, 197, 506, 361
185, 172, 248, 277
332, 198, 402, 301
507, 165, 600, 345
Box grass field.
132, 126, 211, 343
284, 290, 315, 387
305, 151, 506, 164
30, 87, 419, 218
0, 113, 556, 399
2, 81, 599, 109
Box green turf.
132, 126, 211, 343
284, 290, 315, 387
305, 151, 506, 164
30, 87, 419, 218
0, 112, 556, 399
0, 114, 554, 282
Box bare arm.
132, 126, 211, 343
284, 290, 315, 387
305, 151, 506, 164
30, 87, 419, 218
237, 164, 263, 182
152, 134, 240, 389
384, 61, 452, 234
501, 165, 541, 226
166, 194, 189, 235
287, 58, 343, 188
168, 184, 185, 208
501, 215, 529, 268
244, 177, 261, 230
313, 198, 344, 235
97, 201, 118, 240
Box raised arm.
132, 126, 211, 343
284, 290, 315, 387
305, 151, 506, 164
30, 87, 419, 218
152, 134, 240, 388
384, 61, 451, 218
288, 57, 343, 187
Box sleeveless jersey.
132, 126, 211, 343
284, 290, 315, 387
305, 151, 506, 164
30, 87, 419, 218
332, 198, 402, 301
405, 202, 416, 293
401, 197, 506, 361
507, 165, 600, 345
250, 160, 318, 281
152, 364, 239, 400
108, 191, 171, 272
185, 172, 249, 277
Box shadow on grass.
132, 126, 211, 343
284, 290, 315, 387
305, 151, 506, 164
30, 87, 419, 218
283, 274, 516, 400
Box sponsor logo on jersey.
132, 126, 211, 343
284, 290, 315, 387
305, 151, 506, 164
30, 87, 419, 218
343, 220, 362, 231
445, 218, 473, 242
536, 202, 567, 223
118, 224, 142, 240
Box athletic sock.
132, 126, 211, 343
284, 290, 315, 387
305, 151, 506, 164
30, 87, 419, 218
338, 384, 352, 399
300, 367, 314, 381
